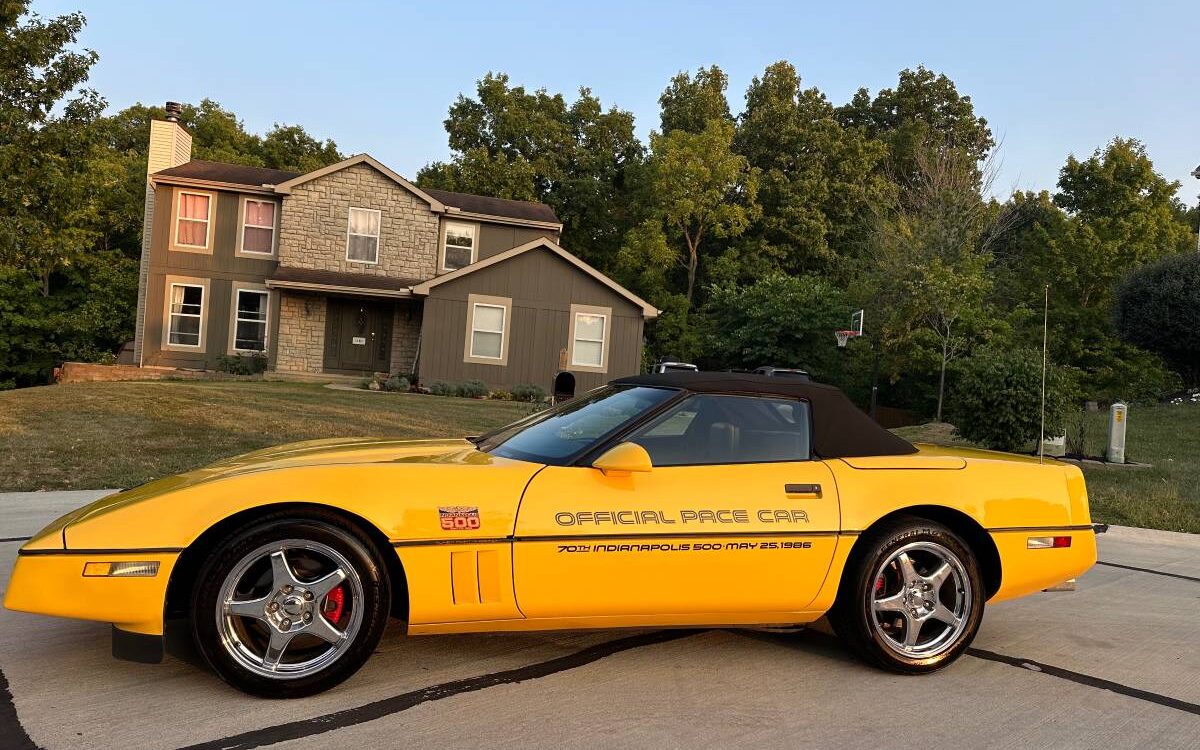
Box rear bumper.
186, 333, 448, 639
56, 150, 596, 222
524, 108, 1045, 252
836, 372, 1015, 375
4, 550, 179, 636
988, 527, 1098, 603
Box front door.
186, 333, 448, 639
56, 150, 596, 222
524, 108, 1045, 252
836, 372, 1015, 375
323, 298, 392, 374
512, 392, 840, 620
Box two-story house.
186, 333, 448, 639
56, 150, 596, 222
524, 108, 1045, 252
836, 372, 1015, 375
132, 103, 657, 395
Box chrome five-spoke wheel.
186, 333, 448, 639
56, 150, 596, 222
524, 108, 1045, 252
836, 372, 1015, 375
217, 540, 364, 679
829, 517, 984, 674
869, 541, 971, 658
191, 514, 390, 697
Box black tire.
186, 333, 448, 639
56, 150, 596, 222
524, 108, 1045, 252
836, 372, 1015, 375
829, 516, 984, 674
190, 510, 391, 698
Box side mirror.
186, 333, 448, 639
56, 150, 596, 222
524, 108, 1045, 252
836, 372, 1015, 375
592, 442, 653, 476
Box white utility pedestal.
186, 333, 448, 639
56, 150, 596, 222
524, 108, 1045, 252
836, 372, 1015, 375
1107, 402, 1127, 464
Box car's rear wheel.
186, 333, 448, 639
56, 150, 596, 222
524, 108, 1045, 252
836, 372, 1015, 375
191, 514, 390, 697
830, 517, 984, 673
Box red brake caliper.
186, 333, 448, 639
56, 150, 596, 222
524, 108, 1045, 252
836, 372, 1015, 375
875, 575, 885, 595
324, 585, 346, 623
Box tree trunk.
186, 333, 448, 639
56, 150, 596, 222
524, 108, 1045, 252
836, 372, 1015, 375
935, 328, 949, 422
684, 233, 699, 304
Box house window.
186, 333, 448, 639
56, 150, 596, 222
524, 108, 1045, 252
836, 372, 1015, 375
233, 289, 269, 352
464, 294, 511, 365
346, 207, 381, 263
240, 199, 276, 255
167, 283, 205, 347
175, 191, 212, 249
569, 304, 611, 372
442, 221, 476, 271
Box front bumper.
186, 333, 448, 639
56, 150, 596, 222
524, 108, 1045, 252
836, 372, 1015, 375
4, 549, 179, 636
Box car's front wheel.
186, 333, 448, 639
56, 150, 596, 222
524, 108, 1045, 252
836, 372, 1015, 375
830, 517, 984, 673
191, 513, 391, 697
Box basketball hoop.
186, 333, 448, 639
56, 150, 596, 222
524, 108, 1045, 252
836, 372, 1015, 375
835, 330, 857, 348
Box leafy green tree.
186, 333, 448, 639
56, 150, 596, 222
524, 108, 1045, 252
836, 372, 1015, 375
658, 65, 732, 135
704, 273, 847, 377
866, 146, 1009, 420
1114, 252, 1200, 386
733, 61, 890, 279
0, 1, 107, 294
633, 120, 760, 304
948, 347, 1078, 452
417, 73, 644, 270
837, 66, 994, 183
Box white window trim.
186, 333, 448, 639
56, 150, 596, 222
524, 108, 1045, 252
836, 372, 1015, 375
345, 206, 381, 265
170, 189, 215, 254
440, 219, 479, 273
227, 283, 271, 355
463, 293, 512, 366
235, 196, 279, 258
160, 275, 210, 352
567, 303, 612, 373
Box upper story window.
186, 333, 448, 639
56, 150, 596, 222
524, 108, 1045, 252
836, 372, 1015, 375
442, 221, 477, 271
174, 191, 213, 250
167, 282, 204, 347
568, 304, 611, 372
346, 207, 381, 264
239, 198, 277, 256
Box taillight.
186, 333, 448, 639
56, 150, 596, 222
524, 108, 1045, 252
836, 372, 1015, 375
1027, 535, 1072, 549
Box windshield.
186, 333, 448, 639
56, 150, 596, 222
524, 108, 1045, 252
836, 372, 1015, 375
478, 385, 678, 465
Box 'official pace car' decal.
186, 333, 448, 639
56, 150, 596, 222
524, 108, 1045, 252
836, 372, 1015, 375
439, 506, 481, 531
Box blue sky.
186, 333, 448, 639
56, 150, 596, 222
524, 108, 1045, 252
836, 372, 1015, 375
36, 0, 1200, 203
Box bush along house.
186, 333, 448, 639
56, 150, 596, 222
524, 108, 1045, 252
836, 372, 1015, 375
132, 103, 657, 397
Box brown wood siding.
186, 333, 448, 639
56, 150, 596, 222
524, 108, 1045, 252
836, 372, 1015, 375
141, 185, 278, 369
418, 247, 643, 392
476, 223, 558, 260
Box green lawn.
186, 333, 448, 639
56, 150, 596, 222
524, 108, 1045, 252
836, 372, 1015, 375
895, 403, 1200, 534
2, 381, 1196, 534
0, 381, 534, 492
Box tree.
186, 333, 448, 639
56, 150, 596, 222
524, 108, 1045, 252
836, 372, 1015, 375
0, 1, 107, 295
733, 61, 890, 279
866, 147, 1013, 421
636, 119, 759, 304
416, 73, 644, 270
658, 65, 732, 135
1114, 252, 1200, 386
704, 273, 847, 377
948, 347, 1078, 452
837, 66, 994, 183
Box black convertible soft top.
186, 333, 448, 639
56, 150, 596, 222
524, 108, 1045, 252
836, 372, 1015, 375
612, 372, 917, 458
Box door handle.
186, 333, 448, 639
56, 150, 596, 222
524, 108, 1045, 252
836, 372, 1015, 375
785, 483, 822, 496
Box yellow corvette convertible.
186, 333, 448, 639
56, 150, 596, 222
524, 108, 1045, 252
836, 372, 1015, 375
5, 373, 1097, 697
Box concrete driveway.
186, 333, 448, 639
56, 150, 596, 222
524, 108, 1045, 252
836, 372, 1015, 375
2, 490, 1197, 750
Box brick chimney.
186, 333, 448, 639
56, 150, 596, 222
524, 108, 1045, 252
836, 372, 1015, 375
133, 102, 194, 365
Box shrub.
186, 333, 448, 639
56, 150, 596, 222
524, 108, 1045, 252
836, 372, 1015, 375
947, 347, 1078, 452
510, 383, 547, 403
428, 380, 456, 397
215, 353, 268, 375
1114, 252, 1200, 386
457, 379, 489, 398
383, 374, 409, 392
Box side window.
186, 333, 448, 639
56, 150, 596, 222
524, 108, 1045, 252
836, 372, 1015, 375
627, 394, 810, 466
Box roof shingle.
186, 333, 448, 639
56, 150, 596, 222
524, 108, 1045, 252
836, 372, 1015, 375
153, 159, 560, 225
154, 159, 299, 187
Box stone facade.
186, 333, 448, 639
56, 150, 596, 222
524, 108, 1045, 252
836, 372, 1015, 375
389, 301, 423, 376
277, 163, 439, 280
275, 292, 327, 374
